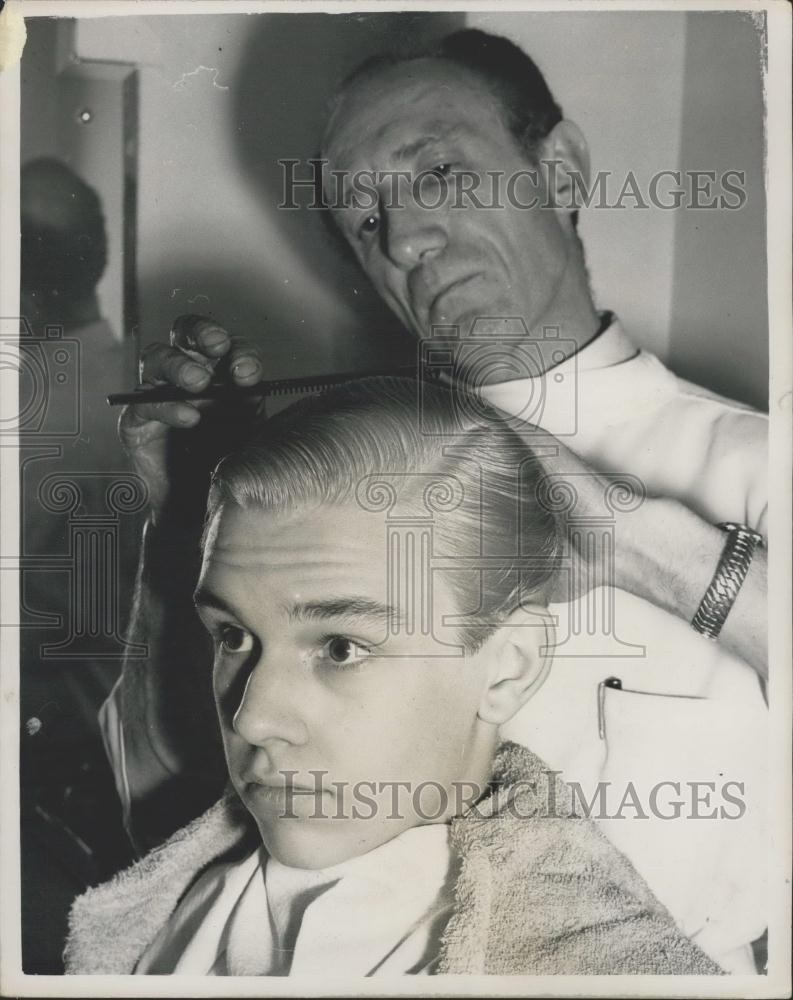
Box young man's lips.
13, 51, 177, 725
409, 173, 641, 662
244, 782, 332, 815
244, 782, 334, 819
244, 775, 333, 795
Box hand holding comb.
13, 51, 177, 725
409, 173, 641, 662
107, 363, 425, 406
108, 314, 433, 408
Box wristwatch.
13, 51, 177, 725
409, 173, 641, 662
691, 522, 764, 639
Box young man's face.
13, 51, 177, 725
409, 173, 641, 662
323, 58, 583, 346
195, 501, 498, 869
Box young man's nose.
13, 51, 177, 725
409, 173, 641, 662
383, 202, 448, 270
232, 655, 308, 748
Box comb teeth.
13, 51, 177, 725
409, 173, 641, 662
269, 381, 340, 395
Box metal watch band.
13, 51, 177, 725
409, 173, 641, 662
691, 522, 764, 640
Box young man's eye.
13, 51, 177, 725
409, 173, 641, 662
431, 163, 451, 177
358, 213, 379, 238
317, 635, 372, 670
218, 625, 254, 654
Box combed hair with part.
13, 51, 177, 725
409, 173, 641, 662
206, 377, 560, 651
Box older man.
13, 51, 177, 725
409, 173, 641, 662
104, 29, 767, 973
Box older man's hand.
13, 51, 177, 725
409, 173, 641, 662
119, 315, 264, 522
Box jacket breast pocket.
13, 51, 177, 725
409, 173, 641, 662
591, 675, 767, 972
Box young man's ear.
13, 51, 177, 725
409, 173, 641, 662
536, 119, 590, 221
477, 605, 556, 726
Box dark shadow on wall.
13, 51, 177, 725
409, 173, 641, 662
226, 12, 465, 370
141, 264, 348, 378
669, 12, 768, 411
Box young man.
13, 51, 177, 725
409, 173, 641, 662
66, 378, 720, 976
106, 29, 767, 972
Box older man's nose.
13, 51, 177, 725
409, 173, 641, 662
232, 655, 307, 749
384, 205, 448, 270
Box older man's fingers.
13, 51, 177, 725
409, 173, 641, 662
121, 398, 204, 432
139, 342, 213, 391
170, 315, 264, 385
170, 314, 231, 358
224, 338, 264, 385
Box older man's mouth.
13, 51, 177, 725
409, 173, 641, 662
427, 273, 482, 324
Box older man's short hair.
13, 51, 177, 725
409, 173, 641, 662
335, 28, 564, 159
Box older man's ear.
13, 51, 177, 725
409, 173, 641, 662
536, 119, 590, 221
476, 606, 556, 726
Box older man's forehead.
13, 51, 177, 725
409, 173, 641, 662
327, 118, 469, 178
325, 60, 497, 165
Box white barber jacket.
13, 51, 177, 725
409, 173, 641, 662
483, 317, 767, 974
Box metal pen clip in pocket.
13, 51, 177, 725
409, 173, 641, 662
597, 676, 623, 740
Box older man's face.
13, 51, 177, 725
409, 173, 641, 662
324, 58, 580, 344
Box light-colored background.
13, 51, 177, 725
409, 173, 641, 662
21, 9, 768, 408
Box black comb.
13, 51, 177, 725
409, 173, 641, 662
106, 363, 433, 406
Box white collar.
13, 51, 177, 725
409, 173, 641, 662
223, 823, 453, 977
553, 314, 639, 375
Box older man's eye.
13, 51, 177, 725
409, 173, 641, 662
219, 625, 254, 654
358, 214, 380, 238
431, 163, 451, 177
318, 635, 372, 670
